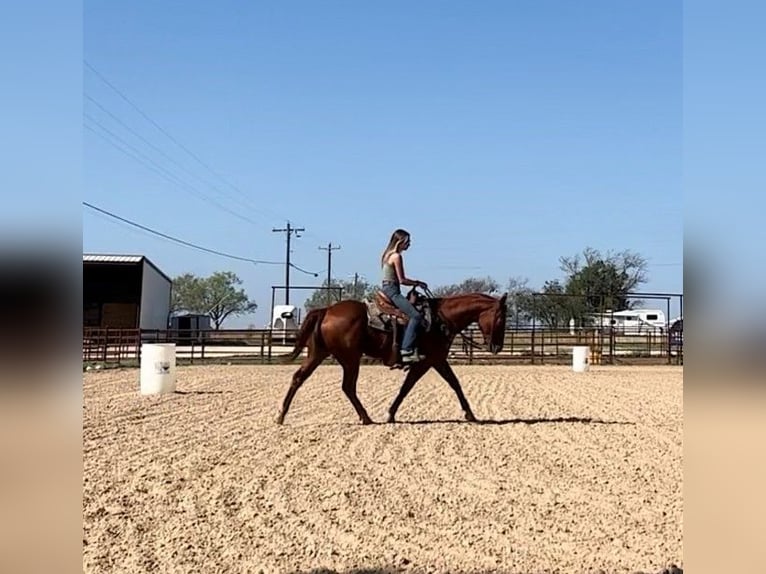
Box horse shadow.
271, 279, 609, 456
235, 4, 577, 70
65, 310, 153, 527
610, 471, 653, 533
290, 570, 401, 574
291, 563, 679, 574
289, 564, 682, 574
173, 390, 230, 395
395, 416, 635, 426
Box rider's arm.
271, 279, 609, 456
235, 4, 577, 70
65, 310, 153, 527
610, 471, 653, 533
391, 253, 423, 287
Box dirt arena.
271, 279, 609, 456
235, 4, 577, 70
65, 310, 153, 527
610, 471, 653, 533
83, 364, 683, 574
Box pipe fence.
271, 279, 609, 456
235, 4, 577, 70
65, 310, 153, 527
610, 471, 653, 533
83, 324, 682, 367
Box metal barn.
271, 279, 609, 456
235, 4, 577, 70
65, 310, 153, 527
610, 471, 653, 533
83, 254, 172, 330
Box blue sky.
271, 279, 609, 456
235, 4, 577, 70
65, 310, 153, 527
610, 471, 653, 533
83, 1, 682, 326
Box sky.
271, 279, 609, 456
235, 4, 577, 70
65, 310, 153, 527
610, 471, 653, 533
82, 0, 683, 327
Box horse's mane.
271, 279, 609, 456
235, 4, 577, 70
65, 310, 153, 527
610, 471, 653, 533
431, 291, 498, 301
427, 291, 500, 310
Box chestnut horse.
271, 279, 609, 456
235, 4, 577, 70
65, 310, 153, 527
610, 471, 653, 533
276, 290, 508, 425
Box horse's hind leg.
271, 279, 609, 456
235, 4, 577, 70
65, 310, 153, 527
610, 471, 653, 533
339, 359, 374, 425
276, 349, 328, 425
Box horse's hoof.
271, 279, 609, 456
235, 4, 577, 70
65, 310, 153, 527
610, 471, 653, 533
361, 418, 374, 425
387, 414, 396, 424
275, 415, 285, 425
465, 412, 477, 423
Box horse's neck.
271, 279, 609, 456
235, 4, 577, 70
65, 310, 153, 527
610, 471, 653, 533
438, 295, 493, 332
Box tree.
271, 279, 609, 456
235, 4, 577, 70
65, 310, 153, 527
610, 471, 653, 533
505, 276, 535, 327
303, 276, 377, 312
432, 276, 500, 297
171, 271, 257, 329
525, 279, 576, 329
560, 247, 648, 313
523, 247, 650, 328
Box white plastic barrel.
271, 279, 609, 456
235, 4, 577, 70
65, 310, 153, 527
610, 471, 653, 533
572, 345, 590, 372
140, 343, 177, 395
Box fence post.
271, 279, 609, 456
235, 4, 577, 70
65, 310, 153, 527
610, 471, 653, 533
666, 329, 672, 365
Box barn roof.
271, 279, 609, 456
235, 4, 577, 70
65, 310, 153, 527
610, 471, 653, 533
83, 254, 144, 264
83, 253, 172, 284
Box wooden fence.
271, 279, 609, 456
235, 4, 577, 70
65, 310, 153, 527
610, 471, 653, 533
83, 326, 683, 367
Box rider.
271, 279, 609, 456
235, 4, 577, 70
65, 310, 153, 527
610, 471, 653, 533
380, 228, 428, 362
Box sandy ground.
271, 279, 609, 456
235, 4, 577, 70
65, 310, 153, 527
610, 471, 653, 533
83, 364, 683, 574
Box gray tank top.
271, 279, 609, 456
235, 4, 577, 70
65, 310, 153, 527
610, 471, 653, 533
381, 257, 398, 284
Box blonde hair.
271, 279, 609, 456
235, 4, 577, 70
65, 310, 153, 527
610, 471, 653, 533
380, 228, 410, 266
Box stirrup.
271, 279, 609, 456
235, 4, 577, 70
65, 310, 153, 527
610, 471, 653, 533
401, 350, 425, 363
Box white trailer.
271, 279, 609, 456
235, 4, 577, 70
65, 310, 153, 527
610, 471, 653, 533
589, 309, 668, 335
269, 304, 300, 345
270, 305, 300, 330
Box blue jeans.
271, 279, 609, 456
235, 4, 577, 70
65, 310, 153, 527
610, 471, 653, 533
381, 282, 422, 352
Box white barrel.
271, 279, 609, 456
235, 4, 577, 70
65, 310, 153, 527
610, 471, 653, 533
572, 345, 590, 372
140, 343, 177, 394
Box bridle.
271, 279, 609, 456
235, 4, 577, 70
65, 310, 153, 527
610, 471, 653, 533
484, 299, 504, 352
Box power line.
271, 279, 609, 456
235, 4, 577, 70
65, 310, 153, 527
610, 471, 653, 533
83, 119, 264, 227
84, 61, 240, 197
85, 93, 271, 221
82, 201, 282, 265
289, 262, 320, 277
83, 60, 335, 245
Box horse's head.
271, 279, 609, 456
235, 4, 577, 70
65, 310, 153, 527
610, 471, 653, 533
476, 292, 508, 354
436, 291, 508, 353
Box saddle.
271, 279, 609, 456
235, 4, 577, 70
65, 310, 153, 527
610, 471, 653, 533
365, 289, 431, 332
373, 291, 410, 325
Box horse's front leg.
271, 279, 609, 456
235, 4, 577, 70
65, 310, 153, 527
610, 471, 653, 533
432, 360, 477, 422
387, 361, 430, 423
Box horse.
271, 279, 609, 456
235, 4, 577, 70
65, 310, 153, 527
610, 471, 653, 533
276, 288, 508, 425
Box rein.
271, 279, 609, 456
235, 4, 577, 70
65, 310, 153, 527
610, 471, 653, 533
459, 330, 485, 350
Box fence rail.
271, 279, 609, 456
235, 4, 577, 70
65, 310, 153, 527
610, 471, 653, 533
83, 325, 682, 367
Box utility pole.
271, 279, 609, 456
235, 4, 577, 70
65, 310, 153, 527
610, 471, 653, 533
272, 221, 305, 305
353, 272, 359, 297
318, 243, 341, 304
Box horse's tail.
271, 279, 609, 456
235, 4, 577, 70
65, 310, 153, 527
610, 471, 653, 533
283, 307, 327, 362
